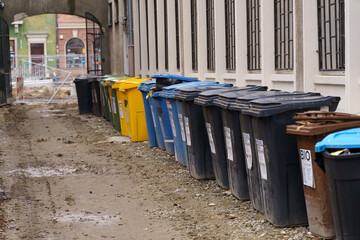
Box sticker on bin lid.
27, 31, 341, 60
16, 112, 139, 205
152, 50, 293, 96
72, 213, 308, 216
184, 117, 191, 146
224, 127, 233, 161
300, 149, 315, 188
256, 139, 268, 180
315, 127, 360, 152
242, 133, 253, 169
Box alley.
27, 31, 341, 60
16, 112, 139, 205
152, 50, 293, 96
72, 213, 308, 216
0, 103, 315, 240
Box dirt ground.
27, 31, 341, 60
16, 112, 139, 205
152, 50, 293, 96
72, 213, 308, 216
0, 102, 322, 240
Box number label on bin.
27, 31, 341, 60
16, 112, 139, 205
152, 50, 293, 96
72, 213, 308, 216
112, 97, 117, 114
224, 127, 234, 161
119, 101, 124, 119
300, 149, 315, 188
178, 114, 186, 142
206, 123, 216, 154
168, 111, 176, 137
256, 139, 268, 180
242, 133, 253, 169
150, 105, 157, 128
184, 117, 191, 146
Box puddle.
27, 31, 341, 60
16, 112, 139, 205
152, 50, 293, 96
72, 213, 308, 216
94, 136, 131, 144
54, 212, 121, 225
6, 166, 82, 178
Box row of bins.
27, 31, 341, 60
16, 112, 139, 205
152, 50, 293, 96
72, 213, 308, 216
75, 74, 360, 239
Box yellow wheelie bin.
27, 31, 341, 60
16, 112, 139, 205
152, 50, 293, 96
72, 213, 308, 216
116, 78, 149, 141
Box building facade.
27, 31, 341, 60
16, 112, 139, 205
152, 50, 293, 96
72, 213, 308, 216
122, 0, 360, 114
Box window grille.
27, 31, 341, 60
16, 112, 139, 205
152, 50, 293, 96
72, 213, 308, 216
108, 3, 113, 26
164, 0, 169, 70
206, 0, 215, 71
246, 0, 261, 71
138, 0, 142, 69
225, 0, 236, 70
191, 0, 198, 70
175, 0, 180, 70
146, 0, 150, 70
274, 0, 293, 71
317, 0, 345, 71
154, 0, 159, 69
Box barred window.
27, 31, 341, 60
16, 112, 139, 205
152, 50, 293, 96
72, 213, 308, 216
114, 0, 119, 23
164, 0, 169, 70
154, 0, 159, 69
108, 3, 113, 26
246, 0, 261, 71
206, 0, 215, 71
274, 0, 293, 71
317, 0, 345, 71
146, 0, 150, 70
138, 0, 142, 69
191, 0, 198, 71
225, 0, 236, 70
175, 0, 180, 70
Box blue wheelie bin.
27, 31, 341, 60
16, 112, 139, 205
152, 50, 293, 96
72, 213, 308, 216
159, 81, 228, 165
240, 94, 340, 227
138, 80, 160, 148
150, 75, 200, 154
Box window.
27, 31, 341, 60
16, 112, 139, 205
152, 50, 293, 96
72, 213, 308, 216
317, 0, 345, 71
66, 38, 85, 68
138, 0, 142, 69
10, 40, 16, 69
274, 0, 293, 71
146, 0, 150, 70
175, 0, 180, 70
191, 0, 198, 71
206, 0, 215, 71
154, 0, 159, 69
225, 0, 236, 70
108, 2, 113, 26
246, 0, 261, 71
164, 0, 169, 70
114, 0, 119, 23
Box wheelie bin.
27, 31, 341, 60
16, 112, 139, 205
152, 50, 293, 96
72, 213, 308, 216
116, 78, 149, 141
315, 128, 360, 240
138, 80, 160, 148
174, 86, 235, 179
194, 86, 267, 189
150, 75, 200, 154
239, 95, 340, 227
89, 76, 102, 117
287, 111, 360, 238
108, 78, 130, 132
158, 81, 225, 165
73, 75, 93, 114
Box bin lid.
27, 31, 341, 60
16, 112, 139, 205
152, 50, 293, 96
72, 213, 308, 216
242, 95, 341, 117
138, 80, 156, 92
174, 86, 233, 102
229, 91, 318, 111
73, 75, 91, 83
159, 82, 230, 99
116, 78, 149, 91
195, 85, 267, 107
315, 128, 360, 152
151, 74, 199, 82
286, 111, 360, 136
213, 89, 272, 109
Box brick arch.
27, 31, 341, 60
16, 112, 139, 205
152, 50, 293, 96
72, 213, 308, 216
0, 0, 110, 74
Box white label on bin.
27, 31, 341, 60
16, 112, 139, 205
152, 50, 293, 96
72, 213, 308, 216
169, 110, 176, 137
112, 97, 117, 114
242, 133, 253, 169
206, 123, 216, 154
184, 117, 191, 146
150, 105, 157, 128
178, 114, 186, 142
256, 139, 268, 180
108, 99, 111, 113
224, 127, 233, 161
125, 106, 129, 123
119, 101, 124, 119
166, 99, 172, 109
300, 149, 315, 188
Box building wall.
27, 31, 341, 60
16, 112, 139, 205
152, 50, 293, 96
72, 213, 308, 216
132, 0, 360, 114
9, 14, 57, 68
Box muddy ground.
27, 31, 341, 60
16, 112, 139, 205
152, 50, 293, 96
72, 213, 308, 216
0, 102, 321, 240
